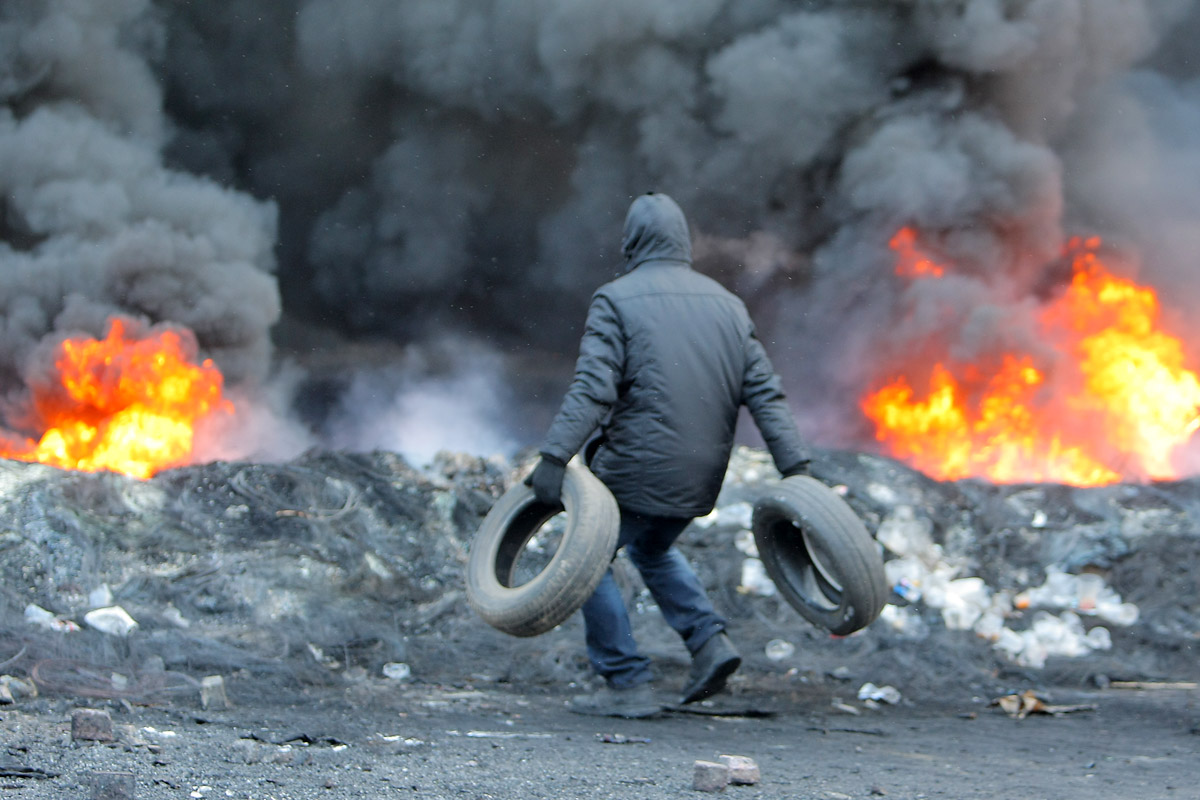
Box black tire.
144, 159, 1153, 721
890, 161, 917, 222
466, 460, 619, 637
752, 475, 887, 635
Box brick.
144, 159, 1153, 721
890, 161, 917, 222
719, 754, 760, 785
200, 675, 228, 709
692, 760, 729, 792
87, 770, 135, 800
72, 708, 115, 742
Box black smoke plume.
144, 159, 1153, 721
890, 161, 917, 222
4, 0, 1200, 471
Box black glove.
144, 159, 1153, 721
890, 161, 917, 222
780, 459, 811, 478
524, 455, 567, 505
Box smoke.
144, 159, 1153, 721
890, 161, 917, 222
4, 0, 1200, 470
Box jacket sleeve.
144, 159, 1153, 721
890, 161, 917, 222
742, 329, 811, 471
539, 294, 625, 463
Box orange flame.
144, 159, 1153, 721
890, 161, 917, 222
861, 232, 1200, 486
0, 318, 232, 479
889, 227, 945, 277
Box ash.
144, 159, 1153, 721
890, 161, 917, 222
1, 448, 1197, 709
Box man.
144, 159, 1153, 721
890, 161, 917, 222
527, 192, 811, 718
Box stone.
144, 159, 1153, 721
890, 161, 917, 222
72, 708, 115, 742
719, 754, 760, 785
200, 675, 228, 709
87, 770, 135, 800
692, 760, 730, 792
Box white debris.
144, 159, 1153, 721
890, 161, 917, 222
857, 682, 902, 704
764, 639, 795, 661
875, 516, 1136, 669
738, 558, 777, 597
993, 610, 1114, 669
24, 603, 80, 632
693, 501, 754, 531
876, 505, 938, 562
733, 529, 759, 556
1014, 566, 1139, 626
878, 604, 930, 639
87, 584, 113, 608
84, 606, 139, 636
383, 662, 412, 681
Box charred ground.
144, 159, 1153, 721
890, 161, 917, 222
0, 448, 1197, 798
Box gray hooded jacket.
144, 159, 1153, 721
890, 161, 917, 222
540, 193, 809, 517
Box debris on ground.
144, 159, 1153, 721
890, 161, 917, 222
692, 759, 730, 792
0, 445, 1195, 710
991, 689, 1099, 719
719, 755, 760, 785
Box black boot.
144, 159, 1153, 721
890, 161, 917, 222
680, 632, 741, 704
568, 683, 662, 718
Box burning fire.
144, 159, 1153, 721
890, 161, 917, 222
0, 318, 232, 479
862, 231, 1200, 486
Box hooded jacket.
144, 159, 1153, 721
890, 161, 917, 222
540, 192, 809, 517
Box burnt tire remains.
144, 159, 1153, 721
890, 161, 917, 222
752, 475, 887, 636
466, 460, 619, 637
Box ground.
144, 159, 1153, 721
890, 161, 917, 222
1, 448, 1198, 798
2, 672, 1197, 799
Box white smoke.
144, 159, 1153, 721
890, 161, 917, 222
321, 340, 519, 467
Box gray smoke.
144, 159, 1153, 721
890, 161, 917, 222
4, 0, 1200, 472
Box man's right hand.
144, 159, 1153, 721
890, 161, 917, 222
525, 455, 567, 505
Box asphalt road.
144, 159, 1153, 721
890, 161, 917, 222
3, 676, 1196, 799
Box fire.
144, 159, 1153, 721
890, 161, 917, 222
862, 231, 1200, 486
889, 227, 945, 277
0, 318, 232, 479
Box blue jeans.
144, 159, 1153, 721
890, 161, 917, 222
580, 511, 727, 688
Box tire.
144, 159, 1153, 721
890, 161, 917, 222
752, 475, 887, 635
466, 459, 619, 637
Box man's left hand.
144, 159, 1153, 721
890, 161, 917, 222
780, 459, 811, 478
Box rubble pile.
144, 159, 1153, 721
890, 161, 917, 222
0, 447, 1197, 706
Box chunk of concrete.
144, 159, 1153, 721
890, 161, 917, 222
200, 675, 228, 709
72, 708, 115, 742
692, 760, 730, 792
719, 754, 761, 785
87, 770, 135, 800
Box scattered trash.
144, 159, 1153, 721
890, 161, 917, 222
87, 584, 114, 609
459, 730, 554, 739
857, 683, 902, 705
738, 558, 777, 597
693, 501, 753, 530
382, 662, 412, 681
891, 577, 921, 604
733, 529, 758, 556
24, 604, 80, 633
991, 689, 1098, 719
992, 610, 1113, 669
162, 604, 191, 628
877, 604, 929, 639
831, 698, 861, 716
764, 639, 795, 661
1014, 567, 1139, 625
83, 606, 138, 637
1109, 680, 1198, 691
876, 511, 1139, 669
597, 733, 651, 744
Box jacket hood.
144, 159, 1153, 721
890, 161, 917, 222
620, 192, 692, 271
